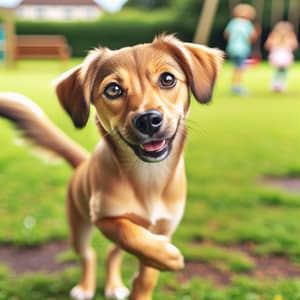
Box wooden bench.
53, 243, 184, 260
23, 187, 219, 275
15, 35, 71, 61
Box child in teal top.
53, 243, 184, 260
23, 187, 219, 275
0, 24, 5, 62
224, 4, 260, 95
225, 18, 254, 60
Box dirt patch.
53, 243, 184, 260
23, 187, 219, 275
179, 261, 231, 286
253, 255, 300, 280
179, 242, 300, 286
0, 240, 75, 275
262, 177, 300, 194
230, 243, 300, 280
2, 239, 300, 286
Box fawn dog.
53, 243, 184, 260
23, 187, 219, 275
0, 35, 222, 300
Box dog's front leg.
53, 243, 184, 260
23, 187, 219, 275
129, 263, 159, 300
96, 217, 184, 271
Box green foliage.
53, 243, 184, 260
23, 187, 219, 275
14, 4, 226, 56
16, 8, 177, 56
10, 1, 300, 59
127, 0, 171, 9
171, 0, 204, 41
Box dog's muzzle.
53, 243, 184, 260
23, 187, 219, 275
117, 111, 179, 163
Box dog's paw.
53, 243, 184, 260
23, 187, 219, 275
141, 237, 184, 271
105, 286, 129, 300
163, 242, 184, 271
70, 285, 95, 300
155, 242, 184, 271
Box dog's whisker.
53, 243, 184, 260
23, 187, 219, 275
186, 119, 201, 129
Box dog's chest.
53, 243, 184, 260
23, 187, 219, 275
144, 193, 170, 222
144, 195, 184, 235
128, 160, 184, 233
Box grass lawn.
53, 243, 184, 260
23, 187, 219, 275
0, 59, 300, 299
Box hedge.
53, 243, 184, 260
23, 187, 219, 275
15, 9, 179, 57
15, 4, 300, 58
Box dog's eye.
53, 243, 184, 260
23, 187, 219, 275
103, 83, 123, 100
159, 72, 177, 89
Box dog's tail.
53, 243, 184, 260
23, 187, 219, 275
0, 92, 89, 168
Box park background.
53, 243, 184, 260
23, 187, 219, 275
1, 0, 300, 299
6, 0, 300, 58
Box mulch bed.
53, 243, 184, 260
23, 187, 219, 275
262, 176, 300, 194
0, 240, 74, 274
1, 239, 300, 286
179, 242, 300, 286
180, 260, 231, 286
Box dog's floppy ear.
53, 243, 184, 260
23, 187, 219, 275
157, 36, 223, 103
180, 43, 223, 103
54, 48, 107, 128
54, 65, 89, 128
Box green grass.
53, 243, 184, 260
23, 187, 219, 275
0, 60, 300, 299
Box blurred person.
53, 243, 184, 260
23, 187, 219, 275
0, 23, 5, 62
265, 21, 298, 92
224, 3, 261, 95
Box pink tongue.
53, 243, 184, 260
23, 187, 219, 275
143, 140, 165, 152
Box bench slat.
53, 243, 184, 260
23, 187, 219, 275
15, 35, 71, 60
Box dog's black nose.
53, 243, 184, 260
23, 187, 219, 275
134, 110, 163, 136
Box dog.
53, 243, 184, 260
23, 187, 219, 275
0, 35, 222, 300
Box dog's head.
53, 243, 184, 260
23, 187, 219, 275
55, 35, 223, 163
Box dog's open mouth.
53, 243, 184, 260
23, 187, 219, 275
140, 139, 166, 152
138, 139, 169, 162
117, 120, 180, 163
117, 132, 175, 163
